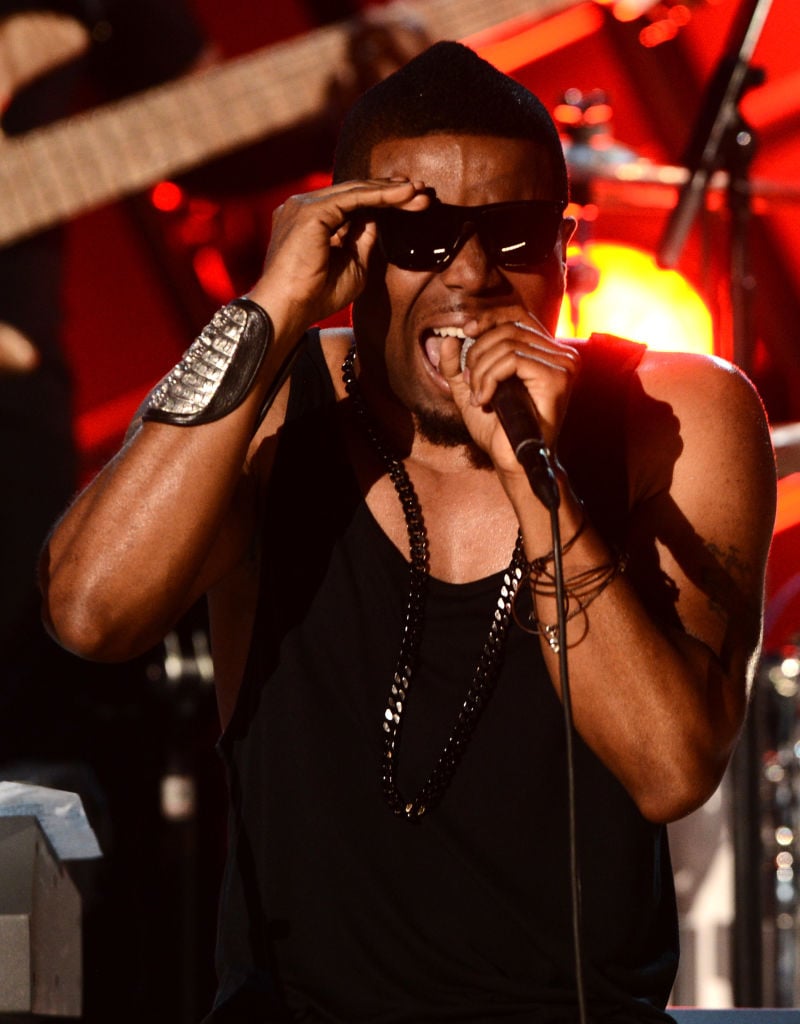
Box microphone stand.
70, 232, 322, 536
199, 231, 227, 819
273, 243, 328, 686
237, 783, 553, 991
657, 0, 771, 372
656, 0, 774, 1005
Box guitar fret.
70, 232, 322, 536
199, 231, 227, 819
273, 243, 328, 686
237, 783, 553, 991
0, 0, 581, 247
12, 131, 93, 227
68, 111, 128, 199
422, 0, 576, 38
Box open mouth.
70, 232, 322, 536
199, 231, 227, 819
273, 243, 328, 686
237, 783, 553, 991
422, 326, 473, 374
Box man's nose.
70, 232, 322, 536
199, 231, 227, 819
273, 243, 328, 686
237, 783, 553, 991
438, 228, 500, 290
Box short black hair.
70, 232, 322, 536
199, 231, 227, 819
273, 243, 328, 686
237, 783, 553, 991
333, 41, 568, 202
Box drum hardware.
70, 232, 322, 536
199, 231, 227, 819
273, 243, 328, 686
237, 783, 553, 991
558, 87, 640, 193
558, 87, 638, 330
755, 472, 800, 1005
558, 89, 715, 349
756, 649, 800, 1006
141, 609, 220, 1023
772, 423, 800, 479
564, 157, 800, 213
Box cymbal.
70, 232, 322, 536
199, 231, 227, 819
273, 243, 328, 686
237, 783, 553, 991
564, 153, 800, 209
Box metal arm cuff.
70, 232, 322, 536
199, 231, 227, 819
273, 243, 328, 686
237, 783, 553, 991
142, 297, 272, 426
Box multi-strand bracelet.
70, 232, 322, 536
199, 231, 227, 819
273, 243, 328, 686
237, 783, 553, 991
527, 504, 588, 575
512, 504, 628, 653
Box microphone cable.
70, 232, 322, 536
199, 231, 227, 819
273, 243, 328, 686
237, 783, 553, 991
462, 311, 589, 1021
505, 307, 588, 1023
548, 503, 589, 1024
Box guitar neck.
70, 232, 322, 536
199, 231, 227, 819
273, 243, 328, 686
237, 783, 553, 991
0, 0, 580, 248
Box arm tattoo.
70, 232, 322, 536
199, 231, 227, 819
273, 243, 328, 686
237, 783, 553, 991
702, 542, 756, 623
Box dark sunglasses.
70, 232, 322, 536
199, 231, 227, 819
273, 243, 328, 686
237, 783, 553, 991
373, 199, 567, 272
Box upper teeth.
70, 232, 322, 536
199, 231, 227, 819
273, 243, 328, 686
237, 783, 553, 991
432, 326, 467, 339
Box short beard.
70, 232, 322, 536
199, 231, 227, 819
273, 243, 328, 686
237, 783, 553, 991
413, 407, 493, 470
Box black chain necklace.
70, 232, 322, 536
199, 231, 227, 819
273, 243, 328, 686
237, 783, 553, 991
342, 346, 526, 820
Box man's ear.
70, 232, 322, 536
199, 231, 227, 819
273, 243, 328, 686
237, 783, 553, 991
558, 215, 578, 268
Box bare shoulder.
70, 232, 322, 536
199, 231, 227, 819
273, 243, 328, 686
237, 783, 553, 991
620, 349, 776, 671
625, 350, 776, 616
626, 349, 775, 503
635, 348, 767, 422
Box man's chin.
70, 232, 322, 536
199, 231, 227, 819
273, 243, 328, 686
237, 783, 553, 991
413, 408, 492, 469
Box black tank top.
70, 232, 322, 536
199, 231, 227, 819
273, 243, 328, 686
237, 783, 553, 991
208, 333, 679, 1023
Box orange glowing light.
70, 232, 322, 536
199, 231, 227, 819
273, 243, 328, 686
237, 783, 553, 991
557, 242, 714, 354
467, 4, 604, 72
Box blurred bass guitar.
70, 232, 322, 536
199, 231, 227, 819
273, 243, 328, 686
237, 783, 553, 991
0, 0, 582, 249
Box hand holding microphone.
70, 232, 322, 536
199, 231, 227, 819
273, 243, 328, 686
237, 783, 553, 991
460, 331, 561, 510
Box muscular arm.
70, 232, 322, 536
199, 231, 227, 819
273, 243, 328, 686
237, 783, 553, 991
443, 335, 776, 823
598, 352, 775, 819
40, 347, 290, 661
40, 177, 429, 676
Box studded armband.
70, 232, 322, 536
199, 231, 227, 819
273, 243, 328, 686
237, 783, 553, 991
142, 298, 273, 426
